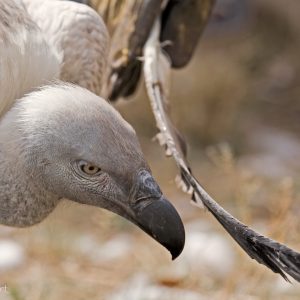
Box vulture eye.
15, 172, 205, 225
79, 161, 101, 176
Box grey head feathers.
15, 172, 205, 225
0, 83, 185, 258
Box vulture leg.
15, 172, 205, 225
143, 19, 300, 283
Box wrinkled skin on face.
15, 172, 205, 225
0, 84, 185, 259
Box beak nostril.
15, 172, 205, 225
132, 196, 160, 212
134, 169, 162, 202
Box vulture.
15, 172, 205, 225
2, 0, 300, 282
0, 0, 185, 260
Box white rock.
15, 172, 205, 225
156, 260, 189, 285
75, 234, 132, 263
174, 221, 236, 278
0, 240, 25, 271
108, 273, 204, 300
97, 234, 132, 261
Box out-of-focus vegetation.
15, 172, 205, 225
1, 0, 300, 299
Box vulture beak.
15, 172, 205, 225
129, 170, 185, 260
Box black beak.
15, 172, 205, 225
129, 170, 185, 260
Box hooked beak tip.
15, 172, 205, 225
134, 196, 185, 260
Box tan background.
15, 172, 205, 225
1, 0, 300, 299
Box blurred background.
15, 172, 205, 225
1, 0, 300, 299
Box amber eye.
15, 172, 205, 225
80, 163, 101, 175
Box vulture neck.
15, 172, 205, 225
0, 120, 59, 227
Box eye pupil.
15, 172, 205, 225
79, 163, 101, 175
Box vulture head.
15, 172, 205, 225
0, 84, 185, 259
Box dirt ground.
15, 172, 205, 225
1, 0, 300, 299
